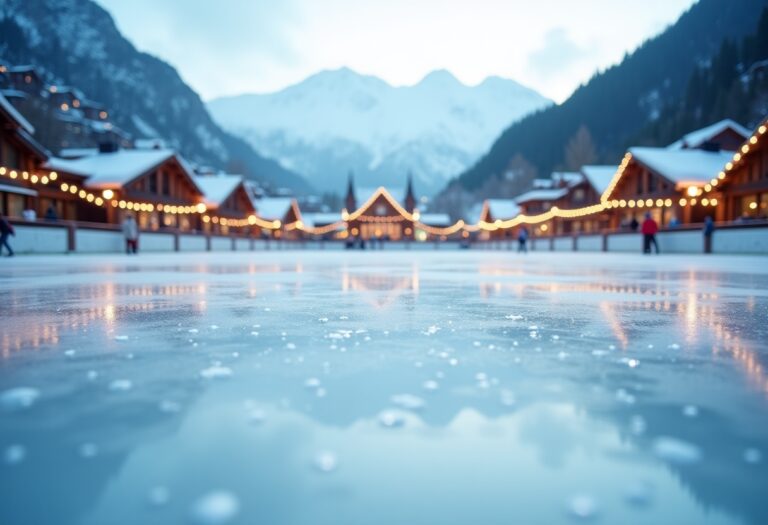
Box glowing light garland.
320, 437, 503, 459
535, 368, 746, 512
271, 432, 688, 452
0, 165, 281, 229
6, 126, 748, 242
698, 120, 768, 196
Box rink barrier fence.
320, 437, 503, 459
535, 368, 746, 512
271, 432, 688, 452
5, 218, 768, 255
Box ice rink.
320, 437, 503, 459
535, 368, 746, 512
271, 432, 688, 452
1, 251, 767, 525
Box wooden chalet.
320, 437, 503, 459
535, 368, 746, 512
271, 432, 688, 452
667, 119, 750, 152
604, 147, 734, 228
45, 148, 206, 230
514, 187, 569, 236
6, 66, 44, 95
194, 174, 255, 234
477, 199, 521, 240
703, 118, 768, 221
560, 165, 617, 233
253, 197, 302, 238
344, 175, 418, 240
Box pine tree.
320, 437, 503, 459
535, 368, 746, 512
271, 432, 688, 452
564, 126, 597, 170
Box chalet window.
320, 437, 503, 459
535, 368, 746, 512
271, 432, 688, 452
573, 189, 585, 202
162, 172, 171, 196
648, 174, 657, 193
0, 140, 20, 169
636, 171, 644, 195
149, 172, 158, 193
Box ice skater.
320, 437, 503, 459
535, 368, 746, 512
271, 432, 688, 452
0, 212, 15, 257
641, 212, 659, 254
517, 226, 528, 253
122, 214, 139, 254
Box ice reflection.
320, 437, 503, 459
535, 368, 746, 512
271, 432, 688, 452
0, 252, 766, 525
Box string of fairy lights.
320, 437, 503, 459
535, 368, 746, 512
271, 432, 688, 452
1, 118, 765, 238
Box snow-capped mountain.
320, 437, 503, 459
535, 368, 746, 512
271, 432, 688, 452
0, 0, 310, 191
208, 68, 552, 195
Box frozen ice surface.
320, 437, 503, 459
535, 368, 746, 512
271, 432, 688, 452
0, 251, 767, 525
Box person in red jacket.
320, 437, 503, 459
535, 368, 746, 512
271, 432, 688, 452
641, 212, 659, 254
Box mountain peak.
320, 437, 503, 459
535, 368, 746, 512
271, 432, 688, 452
208, 67, 552, 196
418, 69, 462, 87
298, 67, 391, 91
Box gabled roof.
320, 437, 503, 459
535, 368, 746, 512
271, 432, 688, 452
7, 65, 37, 75
254, 197, 296, 220
193, 174, 244, 208
59, 148, 99, 159
581, 165, 617, 195
532, 178, 554, 189
44, 149, 200, 191
551, 172, 583, 187
0, 91, 34, 134
484, 199, 520, 220
419, 213, 451, 226
667, 119, 751, 150
355, 186, 406, 206
301, 212, 342, 227
515, 188, 569, 204
629, 147, 736, 186
347, 187, 414, 221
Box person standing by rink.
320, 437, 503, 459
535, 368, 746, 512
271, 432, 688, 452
0, 212, 15, 257
703, 216, 715, 254
641, 212, 659, 254
517, 226, 529, 253
122, 214, 139, 254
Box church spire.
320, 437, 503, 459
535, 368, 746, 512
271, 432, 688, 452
345, 171, 356, 212
405, 171, 416, 213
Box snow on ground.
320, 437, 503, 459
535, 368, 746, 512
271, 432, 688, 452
0, 251, 766, 525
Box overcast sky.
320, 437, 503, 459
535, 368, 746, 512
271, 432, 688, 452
96, 0, 697, 103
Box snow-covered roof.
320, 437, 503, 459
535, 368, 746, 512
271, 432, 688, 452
0, 89, 28, 99
419, 213, 451, 226
515, 188, 569, 204
551, 172, 583, 187
667, 119, 750, 150
629, 147, 736, 185
0, 91, 34, 134
44, 149, 197, 190
532, 178, 554, 189
355, 187, 406, 206
59, 148, 99, 159
254, 197, 295, 220
0, 183, 37, 197
193, 174, 244, 207
465, 203, 484, 224
7, 65, 36, 74
485, 199, 520, 220
135, 138, 167, 150
581, 165, 617, 195
301, 212, 342, 227
52, 86, 86, 98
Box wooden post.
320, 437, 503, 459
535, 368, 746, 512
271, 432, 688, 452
602, 233, 608, 252
174, 232, 180, 252
206, 234, 212, 252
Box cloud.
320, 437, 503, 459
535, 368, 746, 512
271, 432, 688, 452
96, 0, 698, 103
